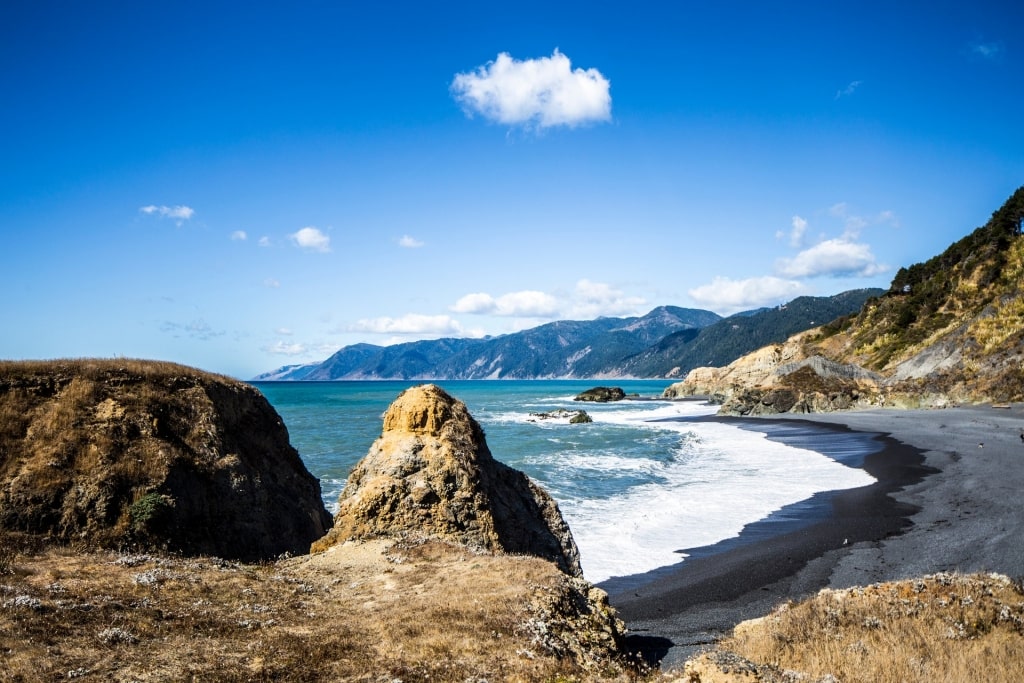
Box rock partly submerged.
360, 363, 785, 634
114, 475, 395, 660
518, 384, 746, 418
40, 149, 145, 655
575, 386, 627, 402
311, 384, 583, 577
0, 359, 332, 561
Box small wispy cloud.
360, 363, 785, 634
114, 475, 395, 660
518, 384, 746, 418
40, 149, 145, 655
275, 327, 293, 335
451, 49, 612, 130
289, 226, 331, 253
230, 230, 248, 241
776, 215, 808, 248
258, 236, 271, 247
160, 318, 223, 341
834, 80, 862, 100
969, 41, 1003, 60
140, 204, 195, 226
398, 235, 425, 248
264, 278, 281, 288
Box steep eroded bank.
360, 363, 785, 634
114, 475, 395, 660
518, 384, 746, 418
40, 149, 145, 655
0, 359, 332, 560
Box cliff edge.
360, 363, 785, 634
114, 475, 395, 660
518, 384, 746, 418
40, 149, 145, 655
311, 383, 583, 577
0, 359, 332, 560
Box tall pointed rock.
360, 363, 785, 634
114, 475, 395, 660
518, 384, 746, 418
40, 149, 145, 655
311, 384, 583, 577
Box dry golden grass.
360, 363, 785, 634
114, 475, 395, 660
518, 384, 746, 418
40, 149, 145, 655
0, 358, 235, 384
717, 573, 1024, 683
0, 535, 644, 682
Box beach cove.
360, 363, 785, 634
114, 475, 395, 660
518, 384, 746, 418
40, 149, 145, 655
611, 403, 1024, 669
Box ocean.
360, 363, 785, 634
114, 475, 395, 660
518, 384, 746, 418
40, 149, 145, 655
252, 380, 875, 584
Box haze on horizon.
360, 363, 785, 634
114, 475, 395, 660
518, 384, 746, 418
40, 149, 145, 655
2, 1, 1022, 378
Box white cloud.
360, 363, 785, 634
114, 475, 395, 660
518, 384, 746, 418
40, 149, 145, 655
451, 290, 561, 317
498, 290, 561, 317
451, 292, 497, 314
570, 279, 646, 318
275, 327, 293, 335
264, 341, 308, 356
290, 226, 331, 253
452, 280, 644, 320
231, 230, 248, 241
776, 238, 887, 278
777, 215, 808, 248
398, 235, 424, 248
140, 204, 195, 225
834, 80, 862, 100
451, 49, 611, 129
258, 236, 271, 247
350, 314, 464, 336
688, 276, 808, 314
264, 278, 281, 288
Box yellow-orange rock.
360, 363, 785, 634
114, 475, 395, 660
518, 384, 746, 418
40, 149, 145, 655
311, 384, 583, 577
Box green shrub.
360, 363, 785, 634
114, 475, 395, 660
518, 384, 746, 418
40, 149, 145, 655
129, 492, 175, 537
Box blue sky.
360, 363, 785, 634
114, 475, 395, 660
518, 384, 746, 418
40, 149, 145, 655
2, 1, 1022, 378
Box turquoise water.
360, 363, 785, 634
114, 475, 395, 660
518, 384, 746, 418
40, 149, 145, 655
253, 379, 676, 502
252, 380, 874, 583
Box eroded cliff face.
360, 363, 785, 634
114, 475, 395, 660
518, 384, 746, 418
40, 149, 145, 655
311, 384, 583, 577
0, 359, 332, 560
662, 332, 888, 415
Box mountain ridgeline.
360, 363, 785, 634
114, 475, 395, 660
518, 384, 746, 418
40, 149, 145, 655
620, 289, 883, 378
256, 293, 881, 381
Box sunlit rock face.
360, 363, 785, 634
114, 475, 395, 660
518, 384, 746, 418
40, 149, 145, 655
311, 384, 583, 577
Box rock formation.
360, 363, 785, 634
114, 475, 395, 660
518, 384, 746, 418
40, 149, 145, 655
0, 359, 332, 560
574, 386, 626, 402
311, 384, 583, 577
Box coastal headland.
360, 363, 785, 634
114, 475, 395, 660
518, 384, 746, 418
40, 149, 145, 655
3, 359, 1024, 679
609, 403, 1024, 670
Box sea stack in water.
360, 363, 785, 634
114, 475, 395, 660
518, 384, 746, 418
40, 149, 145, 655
311, 384, 583, 577
574, 386, 626, 403
0, 359, 333, 561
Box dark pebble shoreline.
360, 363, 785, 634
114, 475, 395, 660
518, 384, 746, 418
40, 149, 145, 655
604, 405, 1024, 670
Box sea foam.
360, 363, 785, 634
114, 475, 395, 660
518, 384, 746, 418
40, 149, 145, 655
539, 401, 875, 583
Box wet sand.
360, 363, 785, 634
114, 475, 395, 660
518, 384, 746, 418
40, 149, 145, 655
606, 404, 1024, 669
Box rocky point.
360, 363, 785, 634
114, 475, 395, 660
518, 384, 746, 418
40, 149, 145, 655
311, 383, 583, 577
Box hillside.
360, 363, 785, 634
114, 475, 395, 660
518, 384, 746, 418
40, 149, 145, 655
619, 289, 882, 378
666, 186, 1024, 411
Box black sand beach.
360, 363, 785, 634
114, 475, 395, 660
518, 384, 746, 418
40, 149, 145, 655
606, 404, 1024, 669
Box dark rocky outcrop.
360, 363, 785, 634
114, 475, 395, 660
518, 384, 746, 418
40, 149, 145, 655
574, 386, 626, 403
311, 384, 583, 577
0, 359, 332, 560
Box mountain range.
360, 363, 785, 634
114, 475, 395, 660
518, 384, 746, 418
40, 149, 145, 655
254, 291, 881, 381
